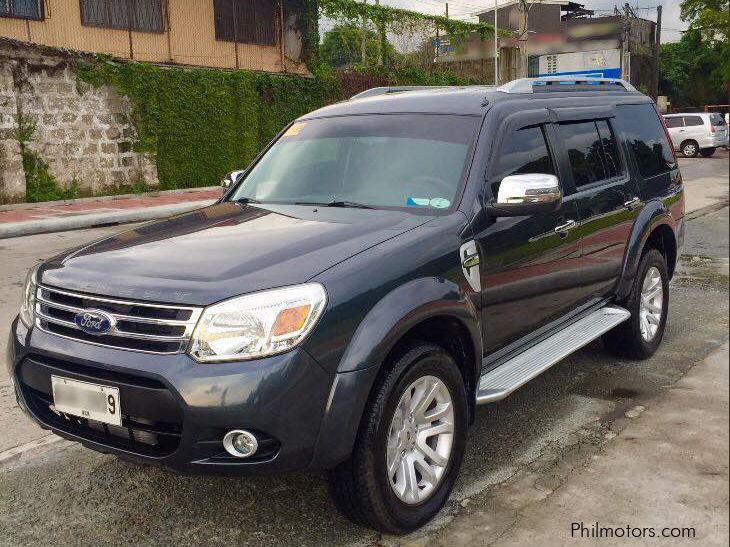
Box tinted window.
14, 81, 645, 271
80, 0, 164, 32
710, 114, 726, 126
615, 104, 676, 179
231, 115, 480, 210
496, 126, 555, 178
664, 117, 683, 128
559, 122, 606, 187
214, 0, 277, 45
0, 0, 42, 18
684, 116, 704, 127
596, 120, 621, 179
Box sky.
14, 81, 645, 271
374, 0, 686, 43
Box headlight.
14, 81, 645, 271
19, 264, 40, 328
188, 283, 327, 363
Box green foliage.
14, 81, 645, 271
321, 24, 398, 68
358, 64, 474, 86
318, 0, 497, 43
680, 0, 729, 40
15, 114, 80, 203
660, 29, 728, 107
75, 58, 342, 190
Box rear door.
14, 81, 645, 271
551, 107, 640, 303
682, 115, 707, 147
473, 110, 582, 354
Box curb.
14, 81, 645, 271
0, 200, 215, 239
0, 186, 220, 212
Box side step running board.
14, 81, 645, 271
476, 305, 630, 405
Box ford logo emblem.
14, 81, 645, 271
74, 310, 115, 336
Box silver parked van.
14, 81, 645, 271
663, 112, 729, 157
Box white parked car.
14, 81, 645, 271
663, 112, 729, 157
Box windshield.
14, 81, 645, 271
710, 113, 726, 126
229, 114, 480, 210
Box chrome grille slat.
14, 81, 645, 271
36, 285, 202, 354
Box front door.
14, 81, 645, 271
472, 113, 582, 356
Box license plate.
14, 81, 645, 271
51, 376, 122, 426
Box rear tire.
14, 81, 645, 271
602, 249, 669, 359
681, 140, 699, 157
327, 342, 467, 534
700, 147, 716, 157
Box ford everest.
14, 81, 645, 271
7, 77, 684, 533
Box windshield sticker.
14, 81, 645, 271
283, 122, 307, 137
407, 197, 431, 207
430, 198, 451, 209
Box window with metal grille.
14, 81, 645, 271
0, 0, 43, 20
213, 0, 277, 46
79, 0, 164, 33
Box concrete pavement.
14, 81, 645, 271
427, 342, 729, 547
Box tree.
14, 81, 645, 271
658, 0, 728, 107
320, 24, 399, 68
660, 30, 728, 108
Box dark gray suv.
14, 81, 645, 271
8, 77, 684, 533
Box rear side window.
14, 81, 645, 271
496, 125, 555, 177
559, 121, 608, 187
615, 104, 675, 179
684, 116, 704, 127
596, 120, 621, 179
664, 117, 683, 128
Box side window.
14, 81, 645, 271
559, 121, 606, 187
492, 125, 555, 196
683, 116, 704, 127
496, 125, 555, 177
664, 117, 683, 128
615, 104, 676, 179
596, 120, 622, 179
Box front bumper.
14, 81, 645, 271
7, 316, 359, 475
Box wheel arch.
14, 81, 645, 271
617, 201, 679, 299
309, 277, 482, 469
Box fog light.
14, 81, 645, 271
223, 430, 258, 458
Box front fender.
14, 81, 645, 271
309, 277, 481, 469
617, 199, 678, 298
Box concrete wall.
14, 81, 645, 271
0, 39, 158, 203
0, 0, 307, 74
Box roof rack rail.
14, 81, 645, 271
498, 77, 637, 94
350, 86, 452, 100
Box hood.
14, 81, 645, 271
39, 202, 433, 306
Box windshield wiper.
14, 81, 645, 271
325, 200, 374, 209
234, 197, 263, 204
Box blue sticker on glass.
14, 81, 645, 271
407, 197, 430, 207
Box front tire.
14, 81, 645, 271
681, 140, 699, 157
700, 147, 716, 158
603, 249, 669, 359
328, 342, 467, 534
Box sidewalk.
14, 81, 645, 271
431, 342, 729, 546
0, 187, 220, 239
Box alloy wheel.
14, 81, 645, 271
639, 266, 664, 342
386, 375, 454, 505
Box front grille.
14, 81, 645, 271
35, 285, 202, 354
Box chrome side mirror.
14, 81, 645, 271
491, 174, 562, 217
221, 170, 244, 189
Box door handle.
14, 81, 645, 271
624, 196, 641, 210
554, 219, 577, 234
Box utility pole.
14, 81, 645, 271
445, 2, 449, 19
652, 5, 662, 99
621, 2, 631, 83
494, 0, 499, 85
